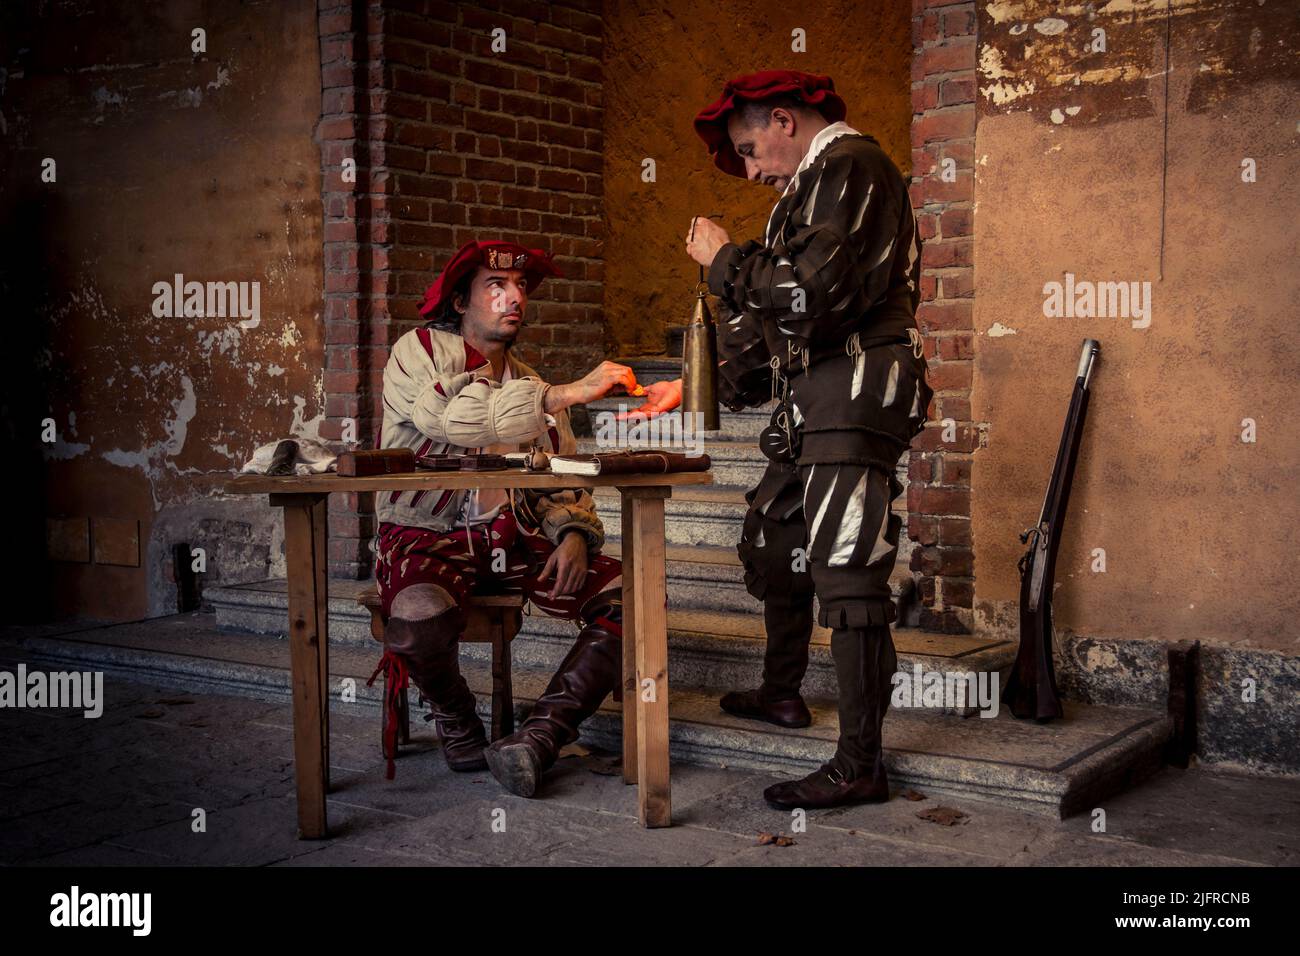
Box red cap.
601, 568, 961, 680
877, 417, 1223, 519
693, 70, 847, 179
419, 240, 562, 318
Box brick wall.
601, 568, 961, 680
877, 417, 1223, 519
906, 0, 977, 633
317, 0, 607, 579
318, 0, 387, 579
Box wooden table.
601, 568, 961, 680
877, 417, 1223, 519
224, 468, 712, 837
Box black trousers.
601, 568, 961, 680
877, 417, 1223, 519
736, 338, 932, 776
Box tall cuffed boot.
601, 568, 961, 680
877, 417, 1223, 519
763, 625, 897, 809
485, 617, 621, 797
720, 595, 816, 728
378, 609, 488, 774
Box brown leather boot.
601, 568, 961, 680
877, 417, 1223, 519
485, 618, 620, 797
763, 762, 889, 809
719, 689, 812, 728
763, 626, 896, 809
384, 610, 488, 773
719, 596, 815, 728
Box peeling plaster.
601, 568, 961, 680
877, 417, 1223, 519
44, 439, 91, 460
290, 396, 325, 442
1084, 643, 1122, 672
981, 0, 1292, 123
987, 322, 1019, 337
164, 376, 197, 455
980, 45, 1038, 105
198, 326, 242, 362
207, 65, 231, 91
97, 376, 198, 509
91, 86, 124, 113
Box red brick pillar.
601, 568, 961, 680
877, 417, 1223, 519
907, 0, 977, 632
318, 0, 390, 579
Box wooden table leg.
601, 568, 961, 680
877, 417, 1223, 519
272, 493, 330, 840
620, 498, 638, 786
621, 486, 671, 828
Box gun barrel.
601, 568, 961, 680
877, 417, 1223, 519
1077, 338, 1100, 388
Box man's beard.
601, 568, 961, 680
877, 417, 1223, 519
485, 318, 520, 346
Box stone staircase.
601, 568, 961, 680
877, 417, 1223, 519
198, 356, 1172, 817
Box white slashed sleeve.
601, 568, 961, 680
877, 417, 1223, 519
381, 332, 552, 447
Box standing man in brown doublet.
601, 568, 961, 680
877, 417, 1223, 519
632, 71, 933, 809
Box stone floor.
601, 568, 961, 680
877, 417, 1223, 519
1, 661, 1297, 867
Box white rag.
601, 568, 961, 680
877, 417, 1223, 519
240, 438, 341, 476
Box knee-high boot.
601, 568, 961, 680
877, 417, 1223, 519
763, 625, 896, 809
485, 598, 622, 797
376, 608, 488, 774
720, 595, 816, 727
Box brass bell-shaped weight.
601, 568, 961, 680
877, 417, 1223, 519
681, 282, 720, 431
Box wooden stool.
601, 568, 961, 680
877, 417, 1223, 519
358, 587, 523, 761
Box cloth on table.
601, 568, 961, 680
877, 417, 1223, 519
240, 438, 341, 476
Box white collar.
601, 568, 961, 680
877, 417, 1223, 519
786, 121, 861, 190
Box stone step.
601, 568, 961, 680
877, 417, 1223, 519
595, 484, 749, 547
210, 577, 987, 712
591, 485, 912, 559
597, 539, 917, 619
5, 612, 1172, 819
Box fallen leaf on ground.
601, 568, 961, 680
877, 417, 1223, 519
757, 832, 796, 847
900, 788, 926, 801
557, 744, 621, 776
916, 806, 969, 826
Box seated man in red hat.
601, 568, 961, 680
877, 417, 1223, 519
372, 239, 638, 798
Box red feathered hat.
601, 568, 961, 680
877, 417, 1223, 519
693, 70, 847, 178
419, 240, 562, 318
